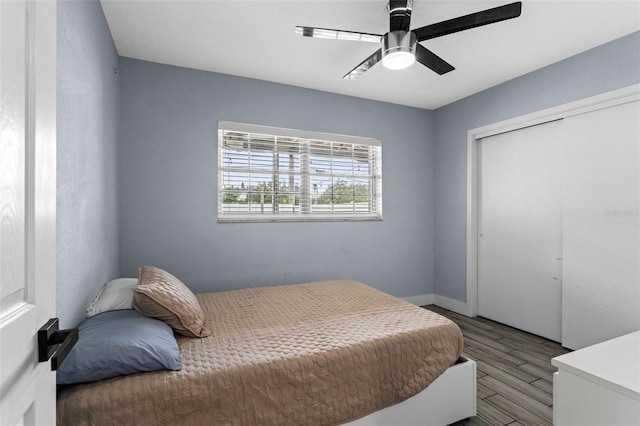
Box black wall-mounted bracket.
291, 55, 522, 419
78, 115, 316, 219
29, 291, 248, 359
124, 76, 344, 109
38, 318, 78, 371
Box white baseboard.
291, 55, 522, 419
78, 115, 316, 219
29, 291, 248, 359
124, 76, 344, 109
402, 293, 474, 317
401, 293, 433, 306
433, 295, 474, 317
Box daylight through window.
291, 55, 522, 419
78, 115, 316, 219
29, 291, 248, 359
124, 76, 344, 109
218, 122, 382, 222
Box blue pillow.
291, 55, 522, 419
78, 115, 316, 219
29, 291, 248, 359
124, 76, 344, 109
57, 309, 182, 385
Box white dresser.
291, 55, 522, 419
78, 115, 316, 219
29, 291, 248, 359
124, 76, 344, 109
552, 331, 640, 425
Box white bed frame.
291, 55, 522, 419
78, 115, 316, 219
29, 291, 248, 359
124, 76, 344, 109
345, 357, 477, 426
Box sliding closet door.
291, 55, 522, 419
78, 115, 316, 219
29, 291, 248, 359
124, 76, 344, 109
478, 120, 563, 342
562, 100, 640, 350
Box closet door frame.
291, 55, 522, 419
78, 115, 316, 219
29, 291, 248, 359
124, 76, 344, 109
465, 84, 640, 317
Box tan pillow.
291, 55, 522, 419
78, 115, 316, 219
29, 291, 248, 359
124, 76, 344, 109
133, 266, 211, 338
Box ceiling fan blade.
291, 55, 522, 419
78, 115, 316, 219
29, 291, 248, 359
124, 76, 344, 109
343, 49, 383, 80
415, 44, 455, 75
389, 0, 413, 32
414, 2, 522, 42
295, 26, 382, 43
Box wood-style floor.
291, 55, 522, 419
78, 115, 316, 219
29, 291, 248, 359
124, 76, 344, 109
423, 305, 571, 426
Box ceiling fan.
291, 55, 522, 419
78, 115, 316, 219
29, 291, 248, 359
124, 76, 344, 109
295, 1, 522, 79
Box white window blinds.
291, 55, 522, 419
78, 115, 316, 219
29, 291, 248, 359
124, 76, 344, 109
218, 122, 382, 222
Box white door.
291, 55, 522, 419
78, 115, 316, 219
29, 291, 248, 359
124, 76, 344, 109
478, 120, 563, 342
561, 100, 640, 350
0, 0, 57, 424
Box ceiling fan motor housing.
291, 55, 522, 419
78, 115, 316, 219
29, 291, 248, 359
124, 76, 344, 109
382, 31, 417, 70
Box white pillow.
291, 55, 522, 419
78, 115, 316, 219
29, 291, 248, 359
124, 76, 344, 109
86, 278, 138, 317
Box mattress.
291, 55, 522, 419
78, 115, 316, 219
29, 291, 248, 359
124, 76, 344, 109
57, 280, 463, 425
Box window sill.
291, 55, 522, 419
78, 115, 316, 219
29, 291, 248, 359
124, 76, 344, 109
217, 214, 382, 223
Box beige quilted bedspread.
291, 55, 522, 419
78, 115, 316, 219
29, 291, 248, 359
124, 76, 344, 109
57, 280, 463, 425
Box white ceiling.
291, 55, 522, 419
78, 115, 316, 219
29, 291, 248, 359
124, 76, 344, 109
100, 0, 640, 110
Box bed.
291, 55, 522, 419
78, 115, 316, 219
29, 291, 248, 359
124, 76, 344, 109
57, 275, 474, 425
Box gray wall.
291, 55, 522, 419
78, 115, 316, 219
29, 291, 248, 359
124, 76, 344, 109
57, 0, 120, 327
56, 4, 638, 322
433, 31, 640, 303
118, 58, 435, 298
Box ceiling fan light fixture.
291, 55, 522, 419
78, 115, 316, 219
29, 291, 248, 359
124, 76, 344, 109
382, 50, 415, 70
381, 31, 416, 70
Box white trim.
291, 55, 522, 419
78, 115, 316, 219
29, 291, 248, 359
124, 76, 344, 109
218, 213, 382, 223
466, 84, 640, 317
433, 295, 474, 317
218, 121, 381, 147
401, 293, 433, 306
400, 293, 474, 317
472, 85, 640, 140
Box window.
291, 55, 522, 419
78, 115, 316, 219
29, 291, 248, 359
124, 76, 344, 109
218, 122, 382, 222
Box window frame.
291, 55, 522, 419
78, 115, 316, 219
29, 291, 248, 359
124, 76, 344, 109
217, 121, 383, 223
